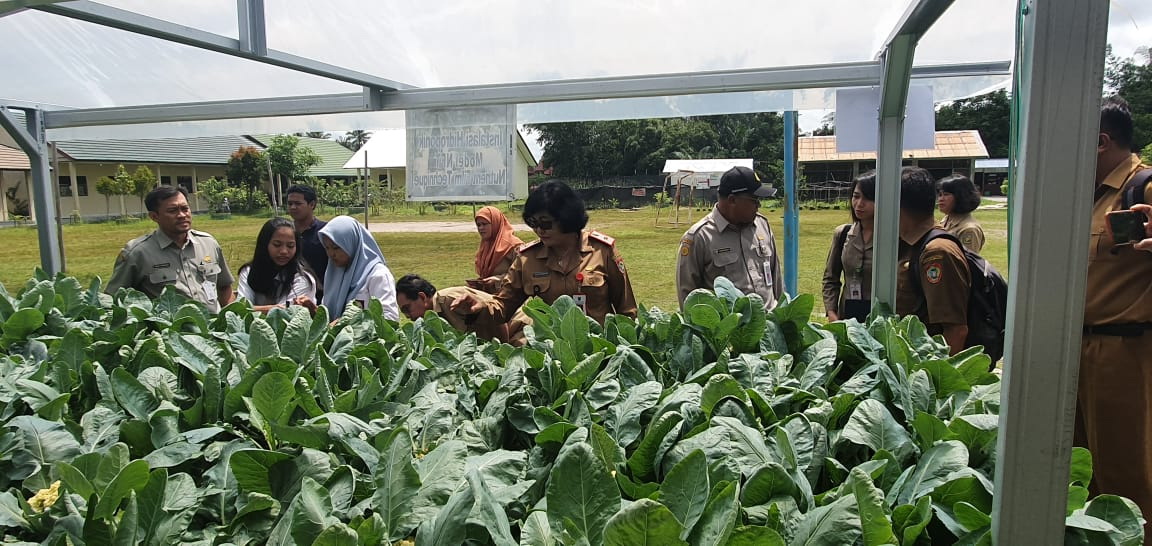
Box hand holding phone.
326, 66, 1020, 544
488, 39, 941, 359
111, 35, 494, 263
1106, 209, 1149, 245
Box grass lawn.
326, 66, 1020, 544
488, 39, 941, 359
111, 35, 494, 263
0, 205, 1009, 319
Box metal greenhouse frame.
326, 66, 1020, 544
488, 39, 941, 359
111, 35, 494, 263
0, 0, 1113, 542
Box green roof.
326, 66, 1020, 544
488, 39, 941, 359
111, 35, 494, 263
249, 135, 357, 178
56, 135, 260, 165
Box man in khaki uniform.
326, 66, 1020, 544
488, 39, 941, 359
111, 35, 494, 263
893, 167, 971, 354
395, 274, 507, 342
106, 186, 234, 313
676, 166, 782, 309
1076, 96, 1152, 537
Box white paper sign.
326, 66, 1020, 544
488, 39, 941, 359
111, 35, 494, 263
834, 85, 935, 153
405, 105, 515, 201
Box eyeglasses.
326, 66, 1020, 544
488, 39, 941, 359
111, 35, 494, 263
525, 217, 555, 230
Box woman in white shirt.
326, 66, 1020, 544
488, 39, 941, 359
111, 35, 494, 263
237, 217, 317, 312
298, 215, 398, 320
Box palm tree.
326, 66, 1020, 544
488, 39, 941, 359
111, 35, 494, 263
295, 131, 331, 139
337, 130, 373, 151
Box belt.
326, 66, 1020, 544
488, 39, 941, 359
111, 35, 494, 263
1082, 322, 1152, 337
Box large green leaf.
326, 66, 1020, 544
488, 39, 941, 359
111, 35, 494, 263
890, 441, 969, 506
1069, 447, 1093, 487
848, 468, 897, 546
416, 479, 474, 546
1083, 495, 1145, 546
94, 459, 150, 520
167, 333, 224, 377
700, 374, 749, 416
687, 480, 738, 546
546, 442, 620, 544
840, 399, 915, 462
787, 495, 861, 546
230, 449, 294, 496
252, 371, 296, 425
372, 427, 422, 541
0, 491, 30, 529
741, 463, 799, 507
110, 367, 161, 421
247, 318, 281, 362
1, 308, 44, 347
728, 526, 786, 546
628, 411, 684, 480
8, 415, 81, 479
603, 498, 688, 546
466, 468, 517, 546
607, 381, 662, 448
659, 449, 709, 538
891, 496, 932, 545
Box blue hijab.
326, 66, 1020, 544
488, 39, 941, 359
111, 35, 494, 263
319, 216, 387, 318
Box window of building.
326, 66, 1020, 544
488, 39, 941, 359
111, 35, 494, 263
177, 176, 193, 194
57, 176, 88, 197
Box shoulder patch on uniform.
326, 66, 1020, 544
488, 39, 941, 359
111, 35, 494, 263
589, 231, 615, 246
520, 239, 543, 252
924, 262, 943, 284
679, 237, 692, 257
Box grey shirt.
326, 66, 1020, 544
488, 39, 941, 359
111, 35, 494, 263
106, 228, 234, 313
676, 206, 782, 309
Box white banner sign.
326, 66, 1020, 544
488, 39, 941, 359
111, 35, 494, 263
405, 105, 515, 201
834, 85, 935, 153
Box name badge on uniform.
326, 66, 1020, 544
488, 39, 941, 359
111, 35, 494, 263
848, 279, 863, 300
532, 271, 550, 278
715, 248, 732, 254
202, 280, 217, 301
572, 294, 588, 314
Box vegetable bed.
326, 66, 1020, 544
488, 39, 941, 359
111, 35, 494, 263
0, 271, 1142, 545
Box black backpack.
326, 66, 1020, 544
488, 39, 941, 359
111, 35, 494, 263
1119, 168, 1152, 209
910, 229, 1009, 363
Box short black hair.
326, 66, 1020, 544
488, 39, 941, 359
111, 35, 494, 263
396, 274, 436, 300
850, 170, 877, 222
145, 185, 188, 212
523, 180, 589, 233
899, 166, 937, 216
285, 184, 318, 204
938, 174, 981, 214
1100, 95, 1134, 150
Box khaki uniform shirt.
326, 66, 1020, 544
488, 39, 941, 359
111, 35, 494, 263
940, 213, 986, 254
676, 206, 782, 309
106, 229, 234, 313
822, 222, 873, 316
482, 230, 638, 325
432, 286, 507, 342
894, 220, 971, 332
1085, 154, 1152, 325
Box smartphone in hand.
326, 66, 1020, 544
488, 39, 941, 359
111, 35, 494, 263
1106, 209, 1148, 245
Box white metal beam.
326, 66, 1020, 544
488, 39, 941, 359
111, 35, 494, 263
30, 1, 412, 91
992, 0, 1110, 542
877, 0, 956, 57
39, 60, 1010, 129
0, 0, 67, 17
236, 0, 267, 56
0, 108, 64, 273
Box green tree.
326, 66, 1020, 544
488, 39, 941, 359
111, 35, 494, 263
129, 165, 155, 212
1141, 143, 1152, 165
1105, 44, 1152, 153
266, 135, 321, 199
226, 146, 267, 211
96, 165, 133, 217
337, 130, 372, 151
935, 89, 1011, 158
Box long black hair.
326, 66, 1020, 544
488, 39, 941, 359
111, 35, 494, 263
244, 217, 306, 300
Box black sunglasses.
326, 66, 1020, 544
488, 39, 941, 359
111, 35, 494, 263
525, 217, 555, 230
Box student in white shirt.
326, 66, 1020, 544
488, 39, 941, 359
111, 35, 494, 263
237, 217, 317, 313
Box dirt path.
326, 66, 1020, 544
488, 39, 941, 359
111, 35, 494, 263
365, 221, 529, 233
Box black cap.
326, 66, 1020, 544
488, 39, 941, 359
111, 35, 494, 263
718, 166, 777, 198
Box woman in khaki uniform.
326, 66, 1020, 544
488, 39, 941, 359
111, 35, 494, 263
822, 171, 875, 322
936, 174, 986, 253
455, 181, 637, 343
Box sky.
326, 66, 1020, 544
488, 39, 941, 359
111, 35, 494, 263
1, 0, 1149, 151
